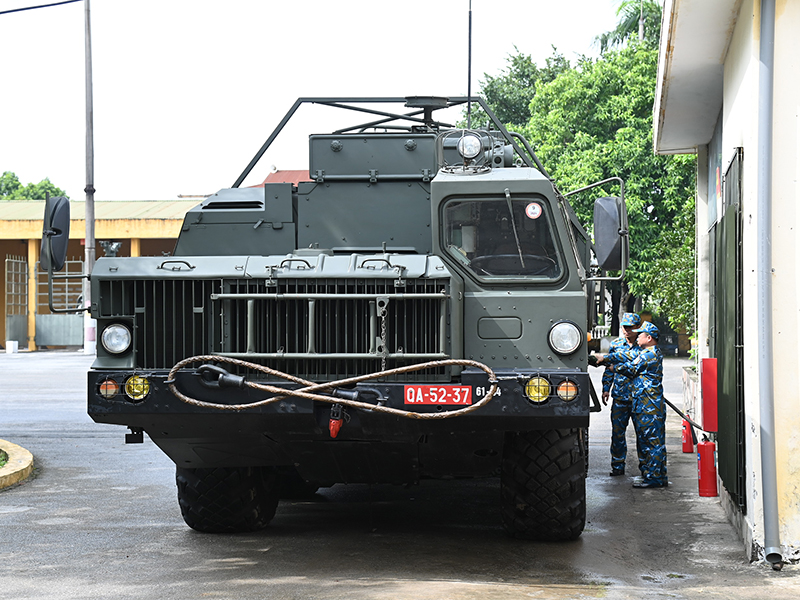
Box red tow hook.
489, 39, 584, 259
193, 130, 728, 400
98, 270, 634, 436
329, 403, 344, 438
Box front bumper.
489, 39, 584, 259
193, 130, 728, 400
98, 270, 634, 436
88, 367, 591, 478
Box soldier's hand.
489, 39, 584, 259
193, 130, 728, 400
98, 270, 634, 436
602, 391, 609, 406
588, 354, 599, 367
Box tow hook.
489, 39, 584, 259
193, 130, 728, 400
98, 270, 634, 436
329, 403, 345, 438
196, 364, 246, 390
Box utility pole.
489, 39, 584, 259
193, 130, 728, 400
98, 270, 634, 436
84, 0, 96, 354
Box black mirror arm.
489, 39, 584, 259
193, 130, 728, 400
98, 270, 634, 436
45, 235, 89, 314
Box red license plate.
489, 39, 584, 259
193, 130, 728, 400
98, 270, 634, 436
403, 385, 473, 405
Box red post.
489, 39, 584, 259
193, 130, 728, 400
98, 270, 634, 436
697, 438, 718, 497
701, 358, 718, 432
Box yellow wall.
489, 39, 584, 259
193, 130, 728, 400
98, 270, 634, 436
1, 217, 184, 240
0, 215, 181, 347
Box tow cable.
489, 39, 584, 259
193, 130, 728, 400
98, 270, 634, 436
166, 356, 499, 437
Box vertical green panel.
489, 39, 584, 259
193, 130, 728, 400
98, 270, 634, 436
714, 160, 746, 512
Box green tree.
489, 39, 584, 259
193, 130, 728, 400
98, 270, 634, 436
462, 47, 570, 129
596, 0, 663, 54
521, 44, 696, 333
636, 194, 696, 333
1, 171, 67, 200
478, 47, 570, 127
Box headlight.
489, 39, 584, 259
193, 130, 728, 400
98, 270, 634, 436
456, 133, 483, 160
548, 321, 582, 355
525, 377, 550, 404
556, 379, 579, 402
101, 324, 132, 354
98, 378, 120, 399
125, 375, 150, 402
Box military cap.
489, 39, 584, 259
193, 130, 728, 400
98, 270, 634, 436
633, 321, 659, 339
620, 312, 641, 327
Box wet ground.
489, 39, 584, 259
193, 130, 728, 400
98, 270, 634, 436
0, 351, 798, 599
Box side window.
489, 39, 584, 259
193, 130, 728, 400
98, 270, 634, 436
443, 198, 562, 280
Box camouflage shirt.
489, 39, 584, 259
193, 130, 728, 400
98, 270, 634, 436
605, 344, 664, 414
601, 337, 641, 401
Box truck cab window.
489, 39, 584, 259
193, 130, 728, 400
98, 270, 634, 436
443, 197, 563, 280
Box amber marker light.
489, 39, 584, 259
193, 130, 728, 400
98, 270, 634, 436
98, 378, 119, 399
525, 377, 550, 404
125, 375, 151, 402
557, 379, 579, 402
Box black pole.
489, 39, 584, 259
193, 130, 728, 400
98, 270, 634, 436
467, 0, 472, 130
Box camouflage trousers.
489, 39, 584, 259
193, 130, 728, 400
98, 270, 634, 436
610, 398, 635, 472
632, 410, 667, 484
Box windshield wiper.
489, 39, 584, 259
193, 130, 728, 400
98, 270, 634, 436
504, 188, 525, 268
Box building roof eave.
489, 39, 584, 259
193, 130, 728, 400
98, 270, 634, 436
653, 0, 741, 155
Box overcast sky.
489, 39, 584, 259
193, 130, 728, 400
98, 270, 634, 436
0, 0, 619, 201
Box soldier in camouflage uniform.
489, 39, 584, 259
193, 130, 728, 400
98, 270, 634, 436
602, 312, 642, 476
595, 321, 666, 488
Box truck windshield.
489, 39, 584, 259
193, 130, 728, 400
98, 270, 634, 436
443, 197, 563, 280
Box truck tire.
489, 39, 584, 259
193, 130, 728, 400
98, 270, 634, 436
579, 426, 589, 476
176, 466, 279, 533
501, 428, 586, 541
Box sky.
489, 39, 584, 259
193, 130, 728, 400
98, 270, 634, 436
0, 0, 619, 201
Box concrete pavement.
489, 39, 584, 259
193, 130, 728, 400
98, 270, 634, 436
2, 350, 799, 600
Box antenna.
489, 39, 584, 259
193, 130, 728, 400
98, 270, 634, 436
467, 0, 473, 130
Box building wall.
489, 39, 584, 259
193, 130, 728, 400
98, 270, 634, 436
770, 0, 800, 558
717, 0, 800, 561
721, 0, 761, 556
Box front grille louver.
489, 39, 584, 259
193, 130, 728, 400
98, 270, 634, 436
98, 277, 451, 382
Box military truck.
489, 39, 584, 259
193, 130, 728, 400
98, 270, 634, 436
42, 96, 627, 541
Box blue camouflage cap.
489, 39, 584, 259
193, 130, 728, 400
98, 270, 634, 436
633, 321, 659, 339
620, 312, 641, 327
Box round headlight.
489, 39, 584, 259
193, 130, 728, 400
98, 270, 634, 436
98, 378, 120, 399
125, 375, 150, 402
556, 379, 579, 402
548, 321, 582, 355
525, 377, 551, 404
456, 133, 483, 160
101, 324, 132, 355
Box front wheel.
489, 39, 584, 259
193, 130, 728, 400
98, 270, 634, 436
176, 466, 279, 533
501, 428, 586, 541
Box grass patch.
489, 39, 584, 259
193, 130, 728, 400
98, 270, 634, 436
0, 449, 8, 468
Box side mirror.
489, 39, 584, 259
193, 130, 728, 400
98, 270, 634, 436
41, 196, 71, 272
593, 196, 627, 271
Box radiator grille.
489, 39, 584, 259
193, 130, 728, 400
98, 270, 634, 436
98, 277, 451, 381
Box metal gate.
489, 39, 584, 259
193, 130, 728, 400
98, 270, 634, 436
35, 259, 84, 346
4, 255, 28, 347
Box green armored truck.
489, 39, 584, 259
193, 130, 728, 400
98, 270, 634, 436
42, 96, 627, 540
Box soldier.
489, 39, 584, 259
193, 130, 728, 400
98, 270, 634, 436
593, 321, 666, 488
602, 312, 642, 477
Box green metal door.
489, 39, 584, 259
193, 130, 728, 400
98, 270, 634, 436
714, 148, 745, 512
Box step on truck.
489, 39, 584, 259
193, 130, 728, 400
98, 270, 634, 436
42, 96, 628, 540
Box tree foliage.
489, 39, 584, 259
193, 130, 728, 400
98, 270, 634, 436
1, 171, 67, 200
514, 43, 696, 334
596, 0, 663, 54
477, 47, 570, 127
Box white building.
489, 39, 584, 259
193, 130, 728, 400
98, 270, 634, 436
654, 0, 800, 564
